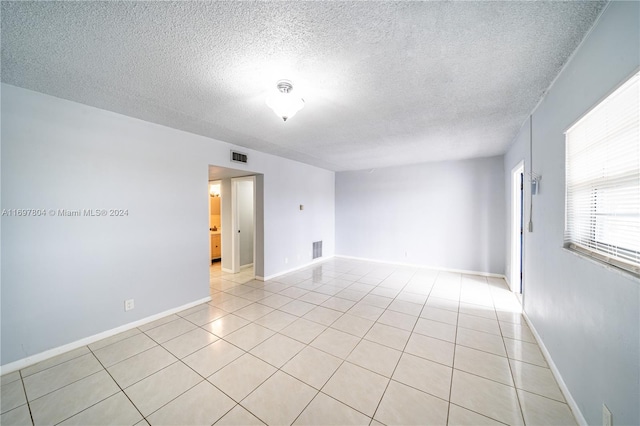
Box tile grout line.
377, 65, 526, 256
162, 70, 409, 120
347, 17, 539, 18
85, 344, 148, 425
17, 352, 114, 419
445, 271, 462, 426
357, 264, 555, 424
410, 272, 521, 426
18, 348, 88, 381
492, 278, 528, 426
284, 267, 402, 425
18, 369, 35, 426
177, 355, 261, 424
285, 293, 379, 422
351, 272, 456, 392
208, 275, 346, 426
442, 274, 516, 426
333, 268, 405, 426
29, 360, 128, 425
133, 322, 264, 426
98, 321, 240, 425
230, 327, 316, 424
367, 268, 433, 425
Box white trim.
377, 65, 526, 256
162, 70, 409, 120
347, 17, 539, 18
231, 177, 239, 273
511, 161, 525, 293
523, 312, 587, 426
335, 255, 507, 279
0, 296, 211, 375
256, 256, 335, 282
240, 263, 254, 270
504, 274, 512, 288
221, 267, 234, 274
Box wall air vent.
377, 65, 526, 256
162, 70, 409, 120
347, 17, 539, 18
230, 150, 248, 164
312, 241, 323, 259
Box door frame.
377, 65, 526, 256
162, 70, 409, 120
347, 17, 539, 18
208, 180, 222, 263
231, 176, 256, 275
511, 161, 525, 294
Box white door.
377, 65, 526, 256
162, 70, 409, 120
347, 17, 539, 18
231, 176, 255, 274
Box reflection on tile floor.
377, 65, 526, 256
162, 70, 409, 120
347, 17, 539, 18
0, 259, 576, 425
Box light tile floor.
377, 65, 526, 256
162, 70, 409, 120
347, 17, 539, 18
1, 259, 577, 425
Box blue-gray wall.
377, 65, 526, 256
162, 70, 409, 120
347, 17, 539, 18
336, 156, 505, 275
504, 2, 639, 424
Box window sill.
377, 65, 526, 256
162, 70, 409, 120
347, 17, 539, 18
562, 246, 640, 282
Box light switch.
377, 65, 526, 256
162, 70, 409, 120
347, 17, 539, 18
300, 204, 304, 210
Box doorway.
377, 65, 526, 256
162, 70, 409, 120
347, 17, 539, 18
511, 161, 524, 294
208, 180, 222, 263
207, 165, 263, 283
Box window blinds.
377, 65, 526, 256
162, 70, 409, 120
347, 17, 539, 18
565, 71, 640, 274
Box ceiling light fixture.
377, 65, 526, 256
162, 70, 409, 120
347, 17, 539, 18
265, 80, 304, 122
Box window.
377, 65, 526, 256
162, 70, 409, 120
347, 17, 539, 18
565, 71, 640, 276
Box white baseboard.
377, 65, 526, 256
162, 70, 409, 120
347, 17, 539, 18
523, 312, 587, 426
0, 296, 211, 375
256, 256, 335, 282
335, 255, 507, 280
505, 274, 512, 288
256, 255, 506, 283
220, 264, 253, 274
503, 274, 524, 295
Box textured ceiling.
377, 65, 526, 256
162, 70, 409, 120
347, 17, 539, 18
1, 1, 606, 171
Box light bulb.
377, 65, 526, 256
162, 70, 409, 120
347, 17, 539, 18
265, 80, 305, 121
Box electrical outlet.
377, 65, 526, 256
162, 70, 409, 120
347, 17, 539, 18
124, 299, 135, 312
603, 404, 612, 426
285, 257, 288, 264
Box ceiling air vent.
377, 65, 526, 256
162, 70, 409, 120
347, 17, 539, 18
230, 150, 248, 164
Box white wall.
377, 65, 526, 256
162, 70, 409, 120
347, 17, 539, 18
503, 2, 639, 424
336, 156, 505, 275
261, 161, 335, 275
0, 84, 335, 365
220, 178, 232, 271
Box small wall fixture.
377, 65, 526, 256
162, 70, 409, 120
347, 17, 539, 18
209, 182, 220, 197
266, 80, 304, 122
529, 172, 542, 195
